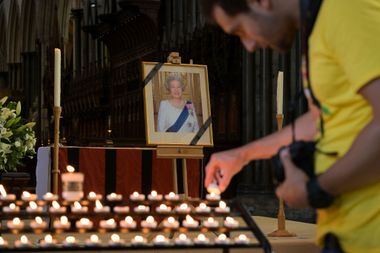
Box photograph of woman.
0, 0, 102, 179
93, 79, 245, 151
157, 74, 199, 133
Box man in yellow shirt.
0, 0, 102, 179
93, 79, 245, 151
202, 0, 380, 252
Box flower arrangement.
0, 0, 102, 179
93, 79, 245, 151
0, 96, 36, 172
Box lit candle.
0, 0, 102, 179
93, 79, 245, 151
141, 216, 157, 228
148, 190, 163, 201
99, 218, 117, 229
43, 192, 58, 201
215, 201, 230, 213
277, 71, 284, 115
215, 234, 231, 245
163, 216, 179, 228
156, 203, 172, 213
224, 216, 239, 228
129, 191, 145, 201
120, 216, 137, 229
87, 191, 102, 201
175, 233, 192, 245
114, 205, 130, 214
165, 192, 179, 201
106, 192, 122, 201
234, 234, 250, 244
64, 236, 77, 247
7, 217, 25, 230
182, 215, 199, 228
0, 236, 8, 247
109, 234, 124, 246
49, 201, 66, 213
30, 216, 48, 230
15, 235, 31, 248
61, 165, 84, 201
75, 218, 93, 230
40, 234, 57, 247
194, 234, 210, 245
26, 201, 43, 213
94, 200, 110, 213
175, 203, 191, 213
53, 216, 71, 230
71, 201, 88, 213
54, 48, 61, 107
153, 235, 169, 245
21, 191, 37, 201
203, 217, 219, 228
131, 235, 147, 245
3, 203, 20, 213
86, 234, 101, 246
206, 192, 221, 201
207, 181, 221, 195
0, 184, 16, 201
195, 202, 211, 213
133, 205, 150, 213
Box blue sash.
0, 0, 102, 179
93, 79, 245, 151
166, 101, 192, 132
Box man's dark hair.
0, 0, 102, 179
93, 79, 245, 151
201, 0, 250, 19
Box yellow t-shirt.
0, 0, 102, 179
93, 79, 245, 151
309, 0, 380, 252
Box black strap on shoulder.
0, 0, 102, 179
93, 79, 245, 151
143, 62, 164, 87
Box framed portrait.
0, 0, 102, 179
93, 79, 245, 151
143, 62, 213, 146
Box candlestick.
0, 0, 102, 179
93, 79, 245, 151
165, 192, 179, 201
86, 234, 101, 247
114, 205, 130, 214
15, 235, 31, 248
109, 234, 124, 246
61, 165, 84, 201
141, 216, 157, 228
131, 235, 147, 245
194, 234, 210, 245
40, 234, 57, 247
53, 216, 71, 230
195, 202, 211, 213
49, 201, 66, 213
76, 218, 93, 230
148, 190, 163, 201
52, 106, 61, 195
153, 235, 170, 245
94, 200, 110, 213
133, 205, 150, 213
71, 201, 88, 213
0, 236, 8, 247
21, 191, 37, 201
54, 48, 61, 107
182, 215, 199, 228
224, 216, 239, 228
276, 71, 284, 115
215, 201, 230, 213
175, 233, 192, 245
3, 203, 20, 213
129, 191, 145, 201
43, 192, 58, 201
106, 193, 122, 201
156, 203, 172, 213
87, 191, 102, 201
120, 216, 137, 229
206, 192, 221, 201
163, 216, 179, 228
30, 216, 48, 230
100, 218, 117, 229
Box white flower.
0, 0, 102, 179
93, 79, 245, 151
15, 141, 21, 147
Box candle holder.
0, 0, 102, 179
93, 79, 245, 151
61, 166, 84, 201
52, 106, 61, 195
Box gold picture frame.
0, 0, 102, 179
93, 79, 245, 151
143, 62, 213, 146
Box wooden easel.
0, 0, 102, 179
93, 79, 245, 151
156, 52, 204, 197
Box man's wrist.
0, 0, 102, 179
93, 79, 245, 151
306, 177, 335, 208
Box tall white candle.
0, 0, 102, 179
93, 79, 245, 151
277, 71, 284, 115
54, 48, 61, 107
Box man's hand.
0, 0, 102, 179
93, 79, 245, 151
275, 149, 309, 208
204, 147, 248, 193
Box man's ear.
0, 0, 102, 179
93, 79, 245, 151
248, 0, 272, 10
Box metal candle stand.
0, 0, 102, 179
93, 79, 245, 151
0, 197, 272, 253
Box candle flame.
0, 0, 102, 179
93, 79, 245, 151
95, 200, 103, 209
0, 184, 7, 196
22, 191, 31, 198
52, 201, 60, 209
155, 235, 165, 242
13, 217, 21, 225
125, 216, 134, 223
168, 192, 175, 197
0, 236, 5, 245
44, 192, 53, 198
9, 203, 16, 209
197, 234, 206, 240
238, 234, 247, 240
180, 203, 188, 209
218, 234, 227, 240
199, 203, 207, 208
74, 201, 82, 209
66, 236, 76, 243
226, 217, 235, 223
66, 165, 75, 173
106, 218, 115, 225
219, 201, 227, 209
186, 215, 194, 223
146, 216, 154, 223
208, 217, 215, 222
179, 234, 187, 240
168, 217, 175, 223
60, 216, 68, 224
151, 190, 157, 196
111, 234, 120, 242
20, 235, 28, 244
35, 216, 43, 224
110, 193, 117, 198
159, 204, 167, 210
134, 235, 143, 242
29, 201, 38, 209
44, 234, 53, 243
90, 234, 99, 243
80, 218, 90, 225
88, 191, 96, 198
132, 191, 139, 197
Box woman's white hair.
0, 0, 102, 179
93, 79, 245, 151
165, 74, 185, 91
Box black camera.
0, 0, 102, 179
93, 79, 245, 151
271, 141, 316, 184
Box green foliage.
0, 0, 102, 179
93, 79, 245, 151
0, 97, 36, 172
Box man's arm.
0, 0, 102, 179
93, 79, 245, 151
205, 110, 317, 192
318, 78, 380, 196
